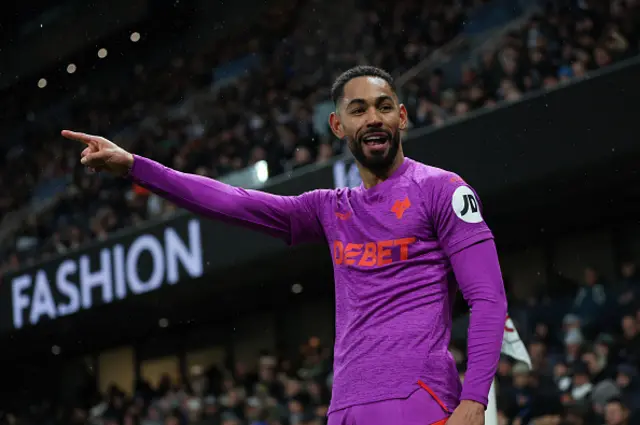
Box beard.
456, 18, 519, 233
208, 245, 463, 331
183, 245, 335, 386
347, 127, 401, 174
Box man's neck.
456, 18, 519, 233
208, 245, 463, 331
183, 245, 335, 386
358, 153, 405, 189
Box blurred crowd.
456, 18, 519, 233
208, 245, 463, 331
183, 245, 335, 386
1, 0, 639, 273
4, 337, 335, 425
401, 0, 640, 127
487, 261, 640, 425
0, 0, 471, 273
2, 261, 639, 425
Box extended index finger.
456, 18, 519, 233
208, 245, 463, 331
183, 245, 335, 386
61, 130, 99, 146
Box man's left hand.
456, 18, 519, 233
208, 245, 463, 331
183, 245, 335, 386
446, 400, 485, 425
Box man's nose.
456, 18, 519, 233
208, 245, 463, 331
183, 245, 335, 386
364, 108, 383, 127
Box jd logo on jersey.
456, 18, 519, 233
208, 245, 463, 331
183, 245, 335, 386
452, 186, 483, 224
461, 194, 478, 216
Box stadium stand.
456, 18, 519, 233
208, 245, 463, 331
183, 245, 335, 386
1, 0, 640, 425
0, 0, 523, 272
3, 0, 640, 273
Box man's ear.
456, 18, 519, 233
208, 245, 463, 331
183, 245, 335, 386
399, 104, 408, 130
329, 111, 345, 139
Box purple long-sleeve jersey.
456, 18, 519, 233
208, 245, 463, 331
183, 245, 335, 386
130, 155, 507, 413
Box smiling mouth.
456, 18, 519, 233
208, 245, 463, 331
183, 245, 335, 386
361, 132, 390, 146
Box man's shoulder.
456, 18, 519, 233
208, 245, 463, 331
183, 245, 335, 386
301, 187, 347, 205
406, 159, 465, 190
305, 187, 348, 198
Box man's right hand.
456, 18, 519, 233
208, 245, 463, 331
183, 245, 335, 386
62, 130, 134, 177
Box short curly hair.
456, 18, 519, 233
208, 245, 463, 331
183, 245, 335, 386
331, 65, 396, 105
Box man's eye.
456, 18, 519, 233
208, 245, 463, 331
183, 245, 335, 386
380, 105, 393, 111
351, 109, 364, 114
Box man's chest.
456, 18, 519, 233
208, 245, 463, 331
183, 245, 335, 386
323, 190, 438, 267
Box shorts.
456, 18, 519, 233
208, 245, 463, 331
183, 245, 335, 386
327, 381, 451, 425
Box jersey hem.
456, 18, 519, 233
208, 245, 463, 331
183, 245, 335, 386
327, 388, 420, 415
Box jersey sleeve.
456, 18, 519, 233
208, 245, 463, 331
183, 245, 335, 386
129, 155, 327, 246
451, 239, 507, 406
428, 173, 493, 256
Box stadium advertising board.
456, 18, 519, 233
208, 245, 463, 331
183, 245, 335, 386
332, 158, 362, 189
3, 217, 206, 330
1, 58, 639, 332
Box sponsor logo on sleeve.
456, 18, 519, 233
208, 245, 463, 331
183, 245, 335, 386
451, 186, 483, 224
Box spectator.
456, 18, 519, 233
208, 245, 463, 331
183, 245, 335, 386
603, 398, 633, 425
619, 315, 640, 364
553, 361, 572, 394
141, 406, 162, 425
594, 333, 616, 367
570, 362, 593, 407
591, 381, 622, 421
617, 261, 639, 307
506, 362, 534, 422
564, 327, 585, 366
496, 355, 516, 407
615, 364, 640, 409
582, 349, 614, 385
572, 267, 607, 333
529, 339, 552, 376
563, 314, 582, 336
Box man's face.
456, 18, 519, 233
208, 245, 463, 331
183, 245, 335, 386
148, 407, 160, 420
529, 341, 545, 360
595, 343, 609, 358
605, 402, 628, 425
622, 262, 635, 278
330, 76, 407, 174
573, 373, 589, 386
497, 359, 511, 376
584, 268, 598, 286
622, 316, 637, 338
288, 400, 303, 414
616, 372, 630, 388
513, 372, 529, 389
582, 352, 598, 373
554, 363, 568, 378
165, 416, 180, 425
566, 342, 580, 356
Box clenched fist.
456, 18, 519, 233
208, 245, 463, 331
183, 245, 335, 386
62, 130, 134, 176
